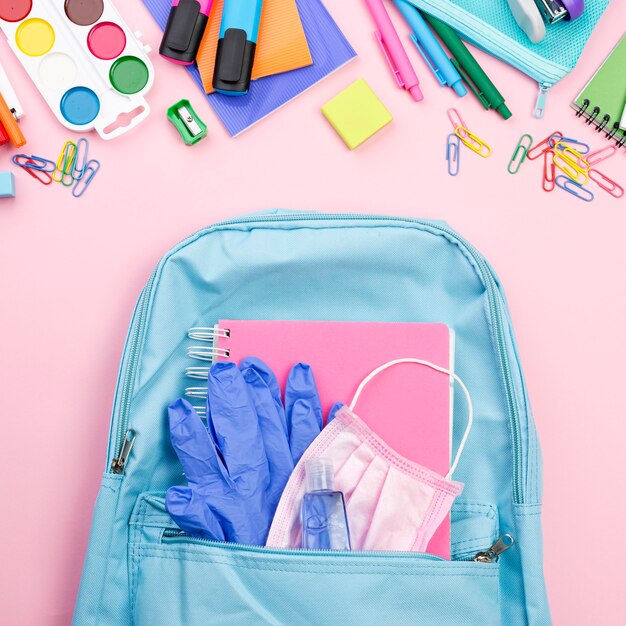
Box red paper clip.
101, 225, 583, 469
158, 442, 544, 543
527, 131, 562, 161
20, 158, 53, 185
542, 150, 556, 192
589, 169, 624, 199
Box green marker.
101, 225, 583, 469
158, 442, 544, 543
422, 13, 512, 120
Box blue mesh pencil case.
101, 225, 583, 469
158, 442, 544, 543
406, 0, 610, 116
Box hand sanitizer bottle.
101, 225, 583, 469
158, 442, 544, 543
301, 459, 351, 550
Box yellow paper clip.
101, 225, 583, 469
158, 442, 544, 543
455, 126, 492, 158
555, 142, 589, 172
447, 108, 491, 158
51, 140, 76, 183
553, 151, 589, 185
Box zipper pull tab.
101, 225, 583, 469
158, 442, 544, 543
474, 534, 515, 563
533, 83, 550, 119
111, 429, 136, 474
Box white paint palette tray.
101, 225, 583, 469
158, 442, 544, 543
0, 0, 154, 139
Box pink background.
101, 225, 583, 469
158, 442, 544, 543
0, 1, 624, 623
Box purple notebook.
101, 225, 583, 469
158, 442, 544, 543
143, 0, 356, 136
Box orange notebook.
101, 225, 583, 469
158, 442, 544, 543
196, 0, 313, 94
196, 319, 455, 558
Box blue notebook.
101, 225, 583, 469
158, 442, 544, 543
143, 0, 356, 136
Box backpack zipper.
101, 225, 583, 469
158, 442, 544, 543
108, 214, 528, 505
473, 534, 515, 563
161, 528, 513, 563
160, 529, 442, 560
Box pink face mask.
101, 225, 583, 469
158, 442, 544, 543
266, 358, 473, 553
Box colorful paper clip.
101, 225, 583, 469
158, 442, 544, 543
549, 134, 590, 154
72, 159, 100, 198
72, 138, 89, 180
52, 141, 76, 183
555, 143, 590, 171
61, 144, 77, 187
542, 150, 556, 192
447, 108, 468, 136
11, 154, 56, 172
584, 145, 617, 167
553, 150, 589, 184
446, 133, 460, 176
589, 169, 624, 199
508, 134, 533, 174
446, 109, 491, 158
555, 175, 594, 202
19, 158, 53, 185
527, 131, 562, 161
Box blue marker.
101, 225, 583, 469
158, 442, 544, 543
393, 0, 467, 97
213, 0, 264, 96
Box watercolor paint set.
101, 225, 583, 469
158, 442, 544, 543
0, 0, 154, 139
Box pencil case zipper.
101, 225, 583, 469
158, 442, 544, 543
109, 213, 530, 505
405, 0, 568, 117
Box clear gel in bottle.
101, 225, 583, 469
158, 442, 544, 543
301, 458, 351, 550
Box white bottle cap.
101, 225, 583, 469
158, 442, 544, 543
305, 458, 334, 492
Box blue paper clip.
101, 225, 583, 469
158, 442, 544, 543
72, 159, 100, 198
446, 133, 460, 176
12, 154, 56, 172
72, 138, 89, 181
555, 175, 594, 202
548, 133, 590, 154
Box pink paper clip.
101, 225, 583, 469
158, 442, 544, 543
447, 108, 469, 138
589, 169, 624, 199
527, 131, 562, 161
584, 145, 617, 167
542, 150, 556, 192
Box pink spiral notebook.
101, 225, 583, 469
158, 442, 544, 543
203, 319, 455, 558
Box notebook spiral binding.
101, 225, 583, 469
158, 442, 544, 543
185, 326, 231, 416
574, 99, 626, 149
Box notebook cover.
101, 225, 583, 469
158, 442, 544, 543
216, 319, 454, 558
142, 0, 356, 136
197, 0, 312, 94
571, 34, 626, 132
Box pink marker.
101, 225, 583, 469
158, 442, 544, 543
363, 0, 423, 102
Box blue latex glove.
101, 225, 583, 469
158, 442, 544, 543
166, 358, 323, 544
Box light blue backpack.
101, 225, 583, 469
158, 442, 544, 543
73, 212, 550, 625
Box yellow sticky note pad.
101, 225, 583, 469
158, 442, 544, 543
322, 79, 393, 150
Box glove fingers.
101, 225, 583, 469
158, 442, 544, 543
285, 363, 323, 463
241, 365, 294, 504
166, 485, 226, 541
239, 356, 284, 414
168, 398, 226, 484
207, 362, 268, 484
327, 402, 344, 424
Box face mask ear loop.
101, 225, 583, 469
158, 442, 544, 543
348, 358, 473, 480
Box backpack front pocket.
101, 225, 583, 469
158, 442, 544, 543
129, 493, 502, 626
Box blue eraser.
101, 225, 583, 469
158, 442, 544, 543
0, 172, 16, 198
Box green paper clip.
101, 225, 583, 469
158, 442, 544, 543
167, 99, 207, 145
508, 134, 533, 175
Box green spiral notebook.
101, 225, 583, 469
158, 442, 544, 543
571, 33, 626, 147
